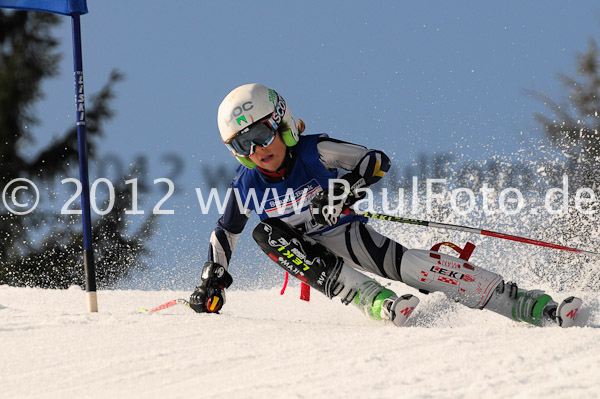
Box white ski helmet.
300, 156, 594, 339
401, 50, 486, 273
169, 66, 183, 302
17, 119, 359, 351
217, 83, 300, 168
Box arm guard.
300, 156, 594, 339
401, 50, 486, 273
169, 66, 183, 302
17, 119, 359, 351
207, 182, 250, 269
317, 137, 391, 188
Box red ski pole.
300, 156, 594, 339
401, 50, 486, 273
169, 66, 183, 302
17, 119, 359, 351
352, 210, 600, 258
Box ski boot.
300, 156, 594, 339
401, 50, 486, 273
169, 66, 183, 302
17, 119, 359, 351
350, 280, 419, 326
486, 281, 583, 328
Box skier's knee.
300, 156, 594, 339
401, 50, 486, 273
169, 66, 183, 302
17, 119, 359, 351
256, 217, 295, 234
252, 218, 344, 298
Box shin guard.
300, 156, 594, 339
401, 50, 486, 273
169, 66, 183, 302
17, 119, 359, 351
252, 218, 345, 298
400, 249, 503, 309
252, 218, 417, 324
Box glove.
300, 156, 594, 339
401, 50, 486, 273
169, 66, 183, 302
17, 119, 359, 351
310, 173, 366, 226
189, 261, 233, 313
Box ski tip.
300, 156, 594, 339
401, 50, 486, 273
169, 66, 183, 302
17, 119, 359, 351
391, 294, 420, 327
140, 308, 149, 313
557, 296, 583, 328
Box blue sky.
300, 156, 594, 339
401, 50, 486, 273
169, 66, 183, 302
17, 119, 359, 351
26, 0, 600, 288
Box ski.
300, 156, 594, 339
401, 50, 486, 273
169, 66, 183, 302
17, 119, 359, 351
140, 298, 190, 313
389, 294, 420, 327
556, 296, 583, 328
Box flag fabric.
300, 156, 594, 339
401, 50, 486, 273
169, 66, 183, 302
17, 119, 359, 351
0, 0, 87, 16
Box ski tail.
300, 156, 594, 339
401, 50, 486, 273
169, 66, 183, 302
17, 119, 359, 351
141, 298, 190, 313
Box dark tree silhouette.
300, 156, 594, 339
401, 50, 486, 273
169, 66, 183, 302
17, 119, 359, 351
0, 10, 155, 288
531, 39, 600, 189
528, 38, 600, 291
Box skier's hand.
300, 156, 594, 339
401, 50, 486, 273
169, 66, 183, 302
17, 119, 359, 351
310, 173, 366, 226
189, 262, 233, 313
310, 184, 347, 226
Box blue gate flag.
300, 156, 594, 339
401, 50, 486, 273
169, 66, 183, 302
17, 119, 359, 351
0, 0, 87, 16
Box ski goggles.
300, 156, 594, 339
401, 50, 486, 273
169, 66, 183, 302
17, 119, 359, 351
226, 119, 277, 157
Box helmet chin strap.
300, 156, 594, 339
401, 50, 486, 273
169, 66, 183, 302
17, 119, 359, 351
257, 166, 285, 178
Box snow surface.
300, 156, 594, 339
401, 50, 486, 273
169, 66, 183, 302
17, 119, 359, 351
1, 284, 599, 399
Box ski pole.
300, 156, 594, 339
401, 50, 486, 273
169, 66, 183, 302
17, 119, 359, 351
349, 209, 600, 258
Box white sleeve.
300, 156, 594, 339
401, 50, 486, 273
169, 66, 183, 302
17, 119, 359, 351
316, 136, 391, 186
317, 137, 370, 171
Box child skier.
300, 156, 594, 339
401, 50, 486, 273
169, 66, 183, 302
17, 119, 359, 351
189, 83, 581, 327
